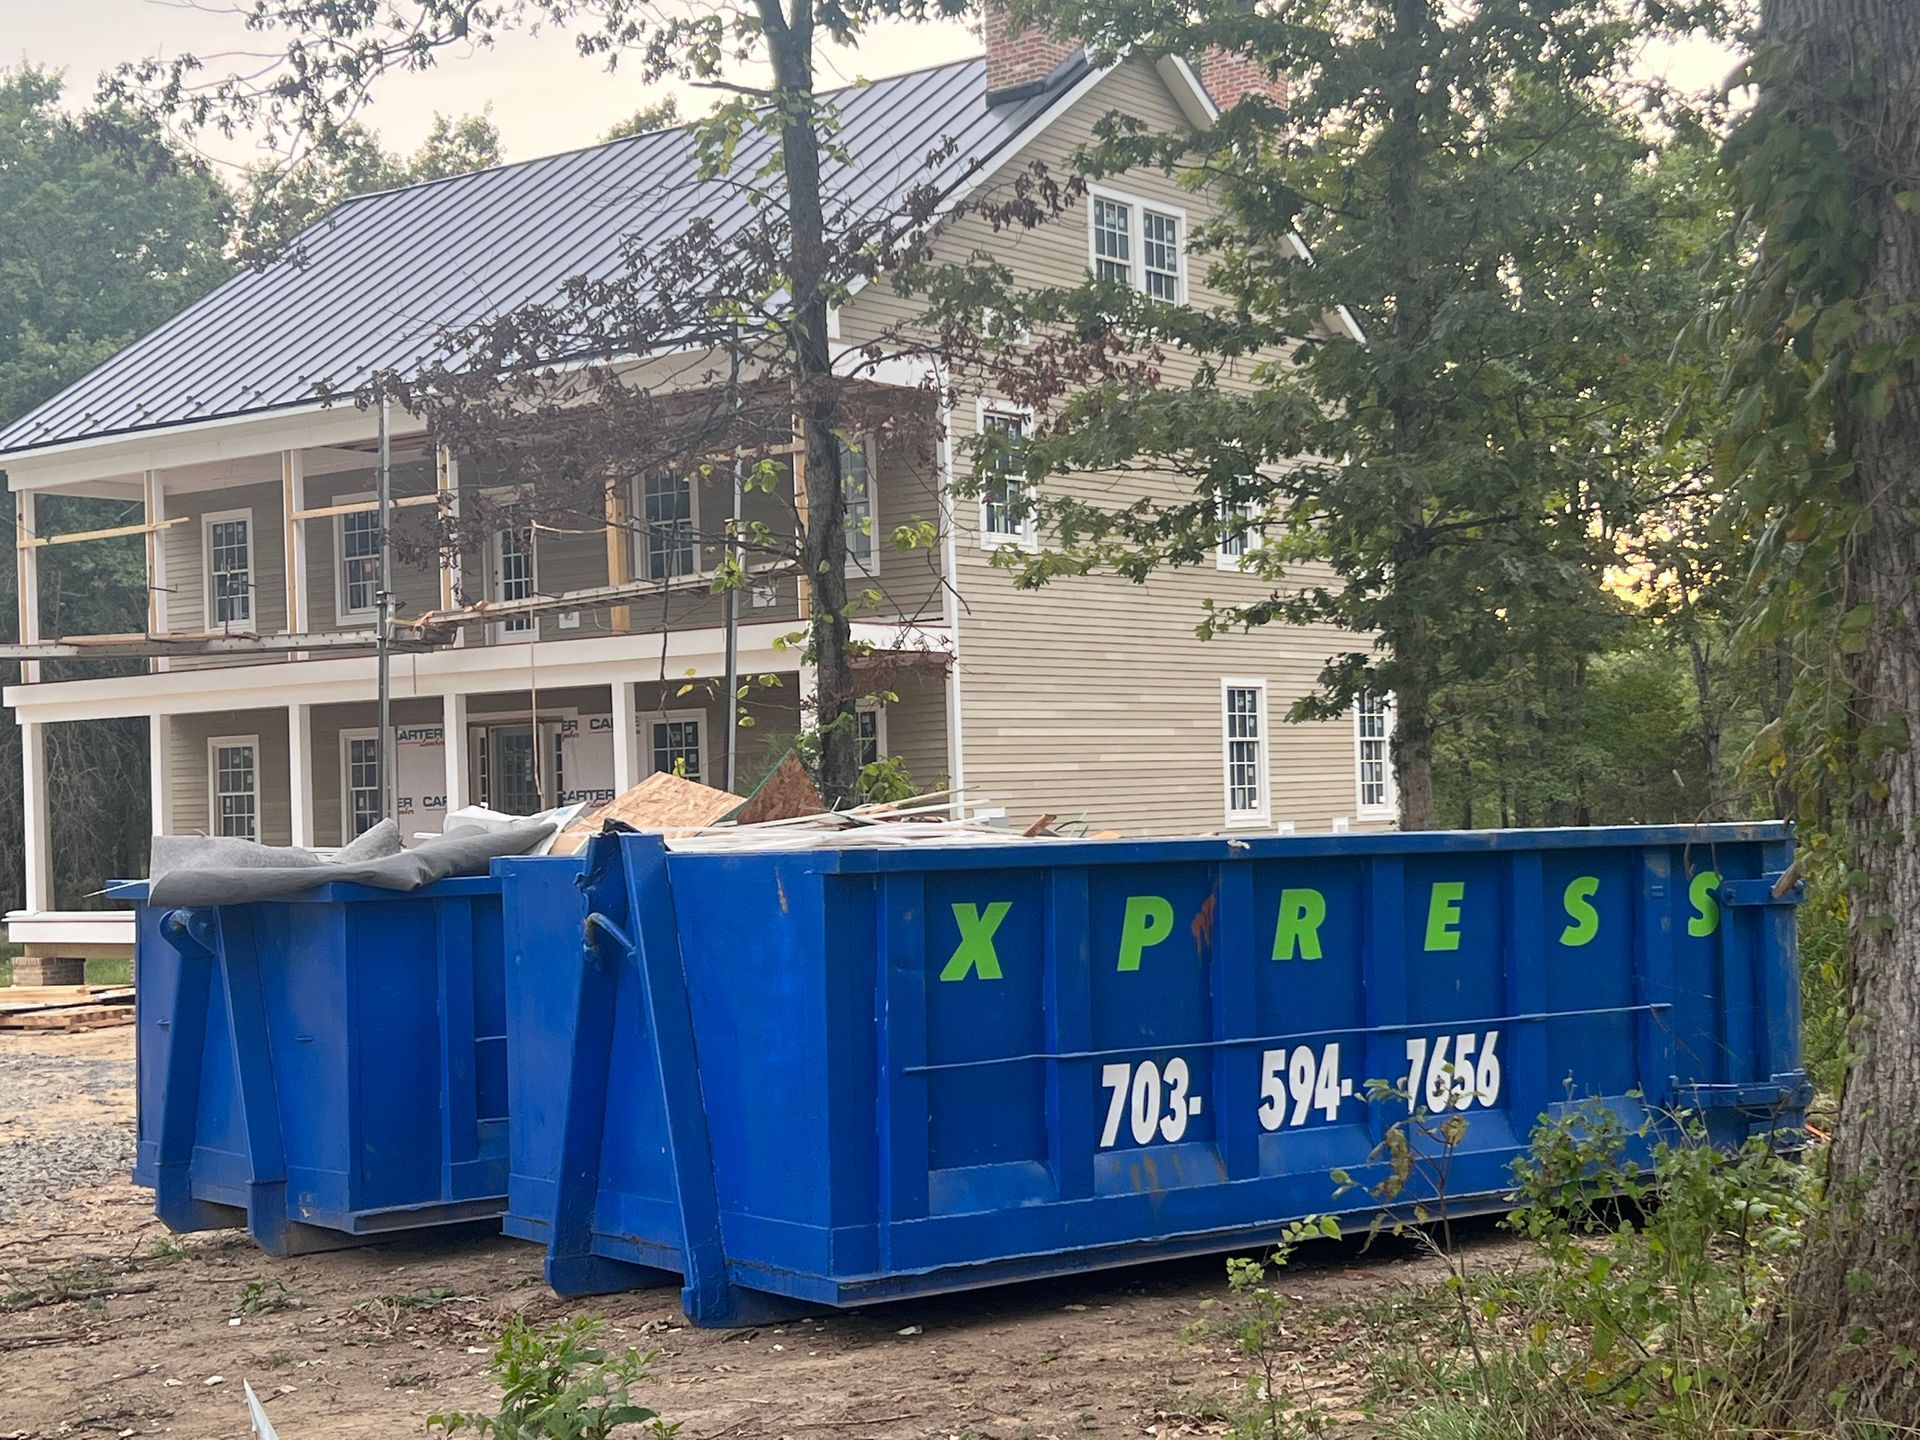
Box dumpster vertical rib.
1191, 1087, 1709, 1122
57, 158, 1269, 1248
1755, 835, 1803, 1088
1636, 849, 1678, 1107
1364, 858, 1408, 1147
1043, 866, 1094, 1201
614, 836, 736, 1324
544, 845, 675, 1299
1715, 863, 1756, 1088
1503, 853, 1547, 1140
877, 871, 931, 1264
213, 907, 296, 1255
437, 900, 479, 1203
1211, 861, 1260, 1181
150, 910, 226, 1234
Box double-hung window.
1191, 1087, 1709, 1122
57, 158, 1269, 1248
643, 473, 696, 580
210, 736, 259, 841
856, 702, 886, 770
495, 524, 536, 637
1222, 679, 1270, 826
979, 406, 1035, 549
337, 504, 380, 621
1218, 498, 1256, 568
204, 510, 254, 626
1089, 189, 1185, 302
342, 732, 382, 839
649, 711, 706, 783
841, 437, 878, 569
1356, 692, 1396, 816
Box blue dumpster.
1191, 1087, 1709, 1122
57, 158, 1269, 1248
498, 823, 1807, 1325
129, 876, 513, 1255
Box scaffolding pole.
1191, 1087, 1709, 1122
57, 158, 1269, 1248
376, 394, 395, 821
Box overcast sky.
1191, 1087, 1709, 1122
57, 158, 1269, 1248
7, 0, 983, 176
8, 2, 1737, 179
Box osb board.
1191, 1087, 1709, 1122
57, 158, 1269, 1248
550, 771, 742, 856
0, 1003, 135, 1032
731, 751, 825, 826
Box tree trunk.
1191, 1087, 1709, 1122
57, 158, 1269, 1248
1770, 0, 1920, 1422
759, 0, 859, 806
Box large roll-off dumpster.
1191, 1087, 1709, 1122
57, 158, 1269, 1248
130, 876, 513, 1255
502, 823, 1807, 1325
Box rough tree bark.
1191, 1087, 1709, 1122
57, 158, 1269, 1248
759, 0, 859, 806
1772, 0, 1920, 1422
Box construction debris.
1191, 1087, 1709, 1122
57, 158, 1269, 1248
0, 985, 135, 1032
729, 751, 826, 826
550, 771, 742, 856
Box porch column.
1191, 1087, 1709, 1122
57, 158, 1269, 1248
443, 693, 470, 813
282, 451, 307, 640
144, 471, 170, 672
437, 448, 465, 649
16, 490, 38, 684
611, 679, 639, 794
149, 714, 174, 835
288, 705, 315, 847
21, 720, 50, 912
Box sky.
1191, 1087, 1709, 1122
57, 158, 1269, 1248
7, 1, 1739, 180
6, 0, 984, 177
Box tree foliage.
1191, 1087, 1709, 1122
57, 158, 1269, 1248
0, 67, 232, 910
912, 0, 1732, 827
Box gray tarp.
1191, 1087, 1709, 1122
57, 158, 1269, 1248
145, 817, 558, 907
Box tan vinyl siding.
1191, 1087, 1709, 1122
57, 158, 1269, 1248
862, 425, 947, 625
309, 697, 442, 846
168, 708, 292, 844
302, 460, 438, 633
876, 660, 950, 791
159, 481, 289, 669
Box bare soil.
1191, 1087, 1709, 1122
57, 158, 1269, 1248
0, 1026, 1513, 1440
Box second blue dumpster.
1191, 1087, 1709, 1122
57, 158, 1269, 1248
131, 875, 513, 1255
500, 823, 1807, 1324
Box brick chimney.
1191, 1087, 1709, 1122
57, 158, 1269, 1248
1195, 50, 1287, 111
983, 2, 1081, 101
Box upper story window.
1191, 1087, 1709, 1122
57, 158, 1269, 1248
204, 510, 254, 627
1223, 678, 1270, 826
1089, 188, 1186, 302
1356, 692, 1396, 816
643, 473, 697, 581
494, 524, 536, 637
979, 405, 1036, 550
1218, 499, 1256, 569
842, 437, 878, 569
338, 505, 380, 620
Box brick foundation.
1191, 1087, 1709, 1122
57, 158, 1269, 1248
12, 954, 85, 987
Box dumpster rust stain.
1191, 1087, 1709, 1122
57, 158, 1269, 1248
1190, 889, 1217, 959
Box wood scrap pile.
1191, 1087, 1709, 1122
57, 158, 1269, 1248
664, 790, 1035, 852
0, 985, 134, 1033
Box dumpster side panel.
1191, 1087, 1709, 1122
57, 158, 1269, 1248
522, 825, 1804, 1321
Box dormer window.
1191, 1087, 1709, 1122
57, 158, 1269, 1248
1090, 188, 1185, 302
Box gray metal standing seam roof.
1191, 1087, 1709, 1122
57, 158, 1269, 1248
0, 56, 1071, 460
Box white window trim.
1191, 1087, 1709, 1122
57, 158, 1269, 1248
1355, 692, 1398, 819
339, 727, 381, 841
1221, 677, 1271, 828
202, 507, 256, 628
207, 733, 261, 842
644, 708, 709, 784
332, 490, 380, 624
856, 699, 888, 767
842, 434, 882, 578
489, 519, 540, 643
1216, 498, 1258, 572
636, 471, 704, 583
975, 398, 1038, 552
1087, 185, 1189, 304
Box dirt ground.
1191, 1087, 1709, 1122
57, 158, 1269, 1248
0, 1026, 1510, 1440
